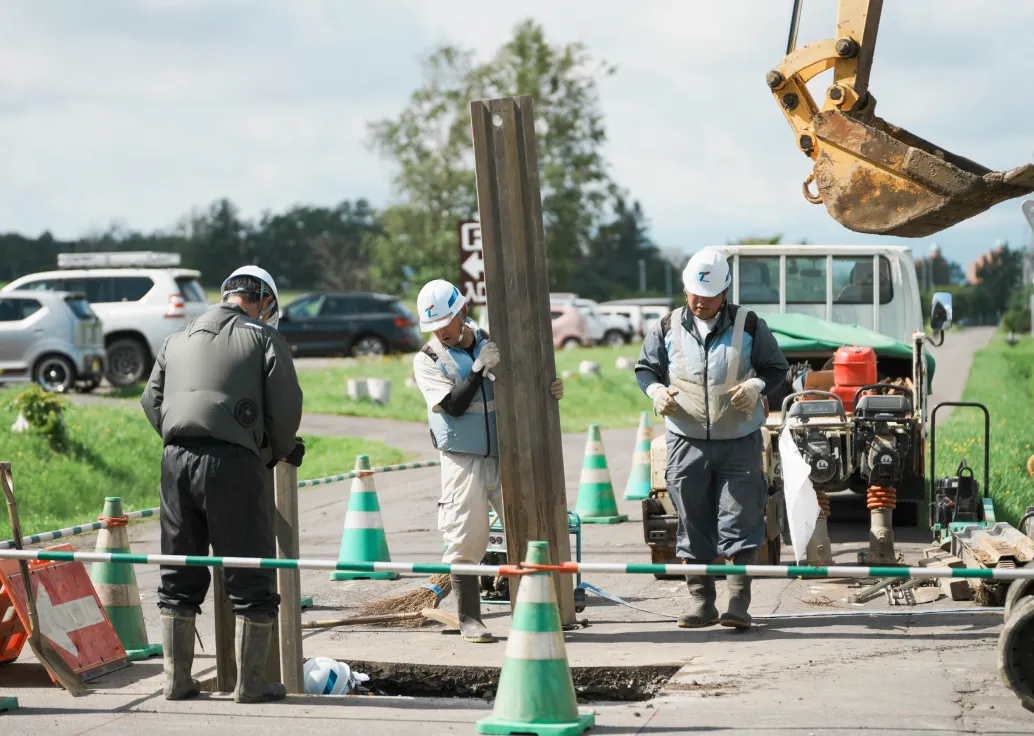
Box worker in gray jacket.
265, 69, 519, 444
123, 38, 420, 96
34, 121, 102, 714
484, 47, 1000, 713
141, 265, 304, 704
635, 248, 789, 629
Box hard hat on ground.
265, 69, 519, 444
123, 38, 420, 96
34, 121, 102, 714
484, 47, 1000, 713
683, 248, 732, 298
417, 279, 466, 332
222, 265, 281, 328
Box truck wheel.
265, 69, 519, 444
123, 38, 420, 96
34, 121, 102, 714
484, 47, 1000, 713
603, 330, 626, 347
106, 337, 150, 386
34, 355, 76, 393
1004, 562, 1034, 622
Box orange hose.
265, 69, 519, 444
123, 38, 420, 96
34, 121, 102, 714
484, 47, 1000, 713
866, 486, 897, 510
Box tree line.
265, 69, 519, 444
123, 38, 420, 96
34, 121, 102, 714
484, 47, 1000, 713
0, 18, 1027, 327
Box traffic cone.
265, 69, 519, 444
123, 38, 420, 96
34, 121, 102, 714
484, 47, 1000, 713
477, 540, 595, 736
330, 455, 399, 581
623, 411, 654, 500
574, 424, 627, 524
88, 497, 163, 661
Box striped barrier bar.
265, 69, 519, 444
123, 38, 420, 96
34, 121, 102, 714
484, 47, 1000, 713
525, 561, 1034, 582
1, 548, 1034, 582
296, 460, 440, 488
0, 548, 521, 578
0, 507, 158, 550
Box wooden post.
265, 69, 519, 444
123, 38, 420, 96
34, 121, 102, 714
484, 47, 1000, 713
274, 462, 304, 694
213, 574, 236, 692
469, 95, 576, 624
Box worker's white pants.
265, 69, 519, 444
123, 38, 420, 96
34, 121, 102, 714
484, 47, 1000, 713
438, 451, 503, 565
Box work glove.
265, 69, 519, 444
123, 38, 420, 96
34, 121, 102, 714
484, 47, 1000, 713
282, 437, 306, 467
550, 377, 564, 400
646, 383, 679, 417
472, 342, 501, 374
728, 378, 766, 412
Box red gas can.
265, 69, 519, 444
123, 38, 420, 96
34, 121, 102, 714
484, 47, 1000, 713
833, 345, 877, 387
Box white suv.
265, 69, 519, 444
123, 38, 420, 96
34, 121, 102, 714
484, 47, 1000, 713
2, 252, 210, 387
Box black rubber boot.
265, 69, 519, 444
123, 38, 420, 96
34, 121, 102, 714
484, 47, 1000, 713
160, 606, 201, 700
677, 560, 719, 628
451, 574, 493, 643
234, 615, 287, 703
721, 548, 758, 628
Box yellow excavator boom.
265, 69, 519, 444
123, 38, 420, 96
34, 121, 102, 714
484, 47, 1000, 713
768, 0, 1034, 238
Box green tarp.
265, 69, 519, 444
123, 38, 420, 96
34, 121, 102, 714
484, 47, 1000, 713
756, 311, 936, 387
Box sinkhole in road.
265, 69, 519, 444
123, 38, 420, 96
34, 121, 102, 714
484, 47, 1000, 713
343, 660, 682, 702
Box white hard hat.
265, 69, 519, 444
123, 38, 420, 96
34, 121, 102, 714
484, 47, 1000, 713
416, 279, 467, 332
683, 248, 731, 298
222, 265, 281, 328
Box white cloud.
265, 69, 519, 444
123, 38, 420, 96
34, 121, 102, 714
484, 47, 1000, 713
0, 0, 1031, 269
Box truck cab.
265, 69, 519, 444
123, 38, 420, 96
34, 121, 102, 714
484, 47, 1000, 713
706, 244, 924, 346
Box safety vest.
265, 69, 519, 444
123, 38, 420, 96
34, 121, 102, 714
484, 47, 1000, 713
424, 325, 499, 458
664, 305, 765, 441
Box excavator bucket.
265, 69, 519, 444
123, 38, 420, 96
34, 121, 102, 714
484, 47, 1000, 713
810, 110, 1034, 238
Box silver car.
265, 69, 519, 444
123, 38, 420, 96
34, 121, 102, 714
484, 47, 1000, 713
0, 290, 107, 393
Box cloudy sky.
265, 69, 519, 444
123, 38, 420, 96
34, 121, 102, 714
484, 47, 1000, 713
1, 0, 1032, 270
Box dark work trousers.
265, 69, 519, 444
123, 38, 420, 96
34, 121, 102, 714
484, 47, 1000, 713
157, 439, 280, 619
664, 429, 768, 562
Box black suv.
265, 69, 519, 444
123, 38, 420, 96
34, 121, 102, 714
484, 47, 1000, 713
277, 292, 423, 357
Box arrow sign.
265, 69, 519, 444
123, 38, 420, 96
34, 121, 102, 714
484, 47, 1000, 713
35, 581, 105, 658
462, 251, 484, 279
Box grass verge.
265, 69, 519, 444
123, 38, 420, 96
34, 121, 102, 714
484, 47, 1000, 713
299, 345, 652, 433
0, 390, 410, 541
927, 334, 1034, 527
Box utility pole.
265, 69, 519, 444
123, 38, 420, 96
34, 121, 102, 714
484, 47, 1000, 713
638, 259, 646, 293
664, 262, 673, 298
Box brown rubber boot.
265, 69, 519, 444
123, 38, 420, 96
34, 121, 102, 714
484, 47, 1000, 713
451, 574, 494, 643
160, 606, 201, 700
720, 548, 758, 628
677, 560, 719, 628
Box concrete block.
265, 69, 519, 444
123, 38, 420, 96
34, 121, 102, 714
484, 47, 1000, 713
347, 378, 368, 401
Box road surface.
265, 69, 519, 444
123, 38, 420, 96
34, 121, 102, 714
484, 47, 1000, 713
6, 326, 1030, 734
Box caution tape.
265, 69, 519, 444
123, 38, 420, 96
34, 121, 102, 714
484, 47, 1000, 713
1, 548, 1033, 582
296, 460, 440, 487
0, 507, 158, 550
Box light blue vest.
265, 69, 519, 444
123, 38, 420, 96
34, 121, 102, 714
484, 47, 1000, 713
664, 306, 766, 441
426, 325, 499, 457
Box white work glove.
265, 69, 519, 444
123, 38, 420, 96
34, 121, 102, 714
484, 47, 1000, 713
646, 383, 679, 417
550, 377, 564, 400
472, 342, 501, 374
728, 377, 766, 412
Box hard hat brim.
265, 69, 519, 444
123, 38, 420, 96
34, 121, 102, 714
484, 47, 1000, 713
684, 282, 729, 298
419, 313, 458, 332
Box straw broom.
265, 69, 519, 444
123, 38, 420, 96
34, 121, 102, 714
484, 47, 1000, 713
355, 573, 453, 628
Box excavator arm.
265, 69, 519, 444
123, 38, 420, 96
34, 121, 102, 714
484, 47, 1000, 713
768, 0, 1034, 238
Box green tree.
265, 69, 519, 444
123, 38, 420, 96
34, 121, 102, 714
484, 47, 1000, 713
367, 19, 626, 293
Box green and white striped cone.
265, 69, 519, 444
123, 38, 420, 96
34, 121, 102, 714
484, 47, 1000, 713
477, 540, 594, 736
623, 412, 654, 500
330, 455, 399, 581
574, 424, 627, 524
88, 497, 163, 661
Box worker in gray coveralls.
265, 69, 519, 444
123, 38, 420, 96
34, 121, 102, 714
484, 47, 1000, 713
635, 247, 789, 629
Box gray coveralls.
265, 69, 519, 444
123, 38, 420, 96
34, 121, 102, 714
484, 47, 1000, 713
635, 303, 789, 562
141, 301, 303, 618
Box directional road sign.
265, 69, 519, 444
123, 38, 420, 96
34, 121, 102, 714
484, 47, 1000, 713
458, 220, 486, 306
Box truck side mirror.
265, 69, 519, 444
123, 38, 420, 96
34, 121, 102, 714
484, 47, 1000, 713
930, 291, 953, 332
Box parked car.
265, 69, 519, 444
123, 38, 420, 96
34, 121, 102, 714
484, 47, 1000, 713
550, 293, 633, 346
550, 303, 592, 349
599, 298, 673, 340
2, 252, 209, 387
0, 290, 106, 393
277, 292, 422, 357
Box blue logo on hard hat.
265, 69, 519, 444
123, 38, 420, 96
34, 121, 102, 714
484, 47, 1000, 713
448, 288, 458, 307
425, 305, 434, 318
699, 270, 711, 282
